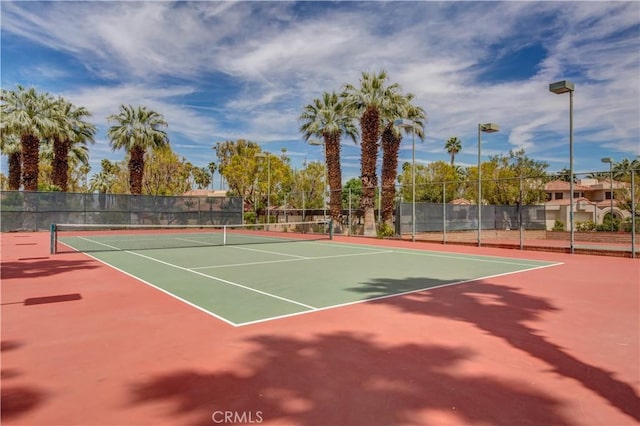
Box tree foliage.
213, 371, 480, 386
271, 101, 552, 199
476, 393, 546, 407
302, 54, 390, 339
444, 137, 462, 165
398, 161, 462, 203
0, 134, 22, 190
1, 85, 55, 191
50, 97, 95, 191
192, 167, 211, 190
464, 149, 549, 205
142, 146, 193, 195
342, 177, 363, 210
342, 70, 404, 236
299, 91, 358, 225
107, 104, 168, 194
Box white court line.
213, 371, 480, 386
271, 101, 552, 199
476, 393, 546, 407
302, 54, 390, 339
229, 245, 310, 259
74, 236, 317, 311
393, 249, 558, 268
67, 236, 562, 327
327, 241, 564, 268
185, 237, 555, 270
191, 249, 394, 270
176, 237, 221, 246
235, 261, 563, 327
59, 240, 238, 326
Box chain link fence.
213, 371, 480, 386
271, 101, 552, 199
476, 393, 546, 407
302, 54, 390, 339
0, 191, 243, 232
3, 169, 637, 256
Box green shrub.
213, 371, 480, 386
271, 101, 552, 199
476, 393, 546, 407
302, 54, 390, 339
377, 222, 395, 238
621, 217, 640, 233
596, 216, 620, 232
552, 219, 564, 231
576, 220, 596, 231
243, 212, 256, 224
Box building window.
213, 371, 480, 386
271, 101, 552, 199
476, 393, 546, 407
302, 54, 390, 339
545, 192, 552, 201
605, 191, 613, 200
555, 192, 563, 200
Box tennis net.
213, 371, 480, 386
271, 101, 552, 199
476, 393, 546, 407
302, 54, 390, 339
50, 220, 332, 254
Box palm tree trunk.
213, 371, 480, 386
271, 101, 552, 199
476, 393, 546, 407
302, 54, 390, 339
53, 136, 70, 191
21, 134, 40, 191
129, 146, 145, 194
360, 106, 380, 237
8, 151, 21, 190
381, 125, 400, 226
325, 132, 343, 230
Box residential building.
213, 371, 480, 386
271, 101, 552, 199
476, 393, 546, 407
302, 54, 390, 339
543, 178, 630, 230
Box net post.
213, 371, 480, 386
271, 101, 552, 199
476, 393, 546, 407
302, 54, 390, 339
223, 225, 227, 246
329, 219, 333, 240
50, 223, 57, 255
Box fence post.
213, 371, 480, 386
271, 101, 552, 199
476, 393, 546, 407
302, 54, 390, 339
348, 188, 352, 236
442, 181, 447, 244
632, 170, 636, 258
520, 175, 524, 250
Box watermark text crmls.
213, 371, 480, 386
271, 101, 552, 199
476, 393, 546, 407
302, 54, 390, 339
211, 410, 264, 424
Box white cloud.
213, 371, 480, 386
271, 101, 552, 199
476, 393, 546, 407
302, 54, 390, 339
2, 1, 638, 176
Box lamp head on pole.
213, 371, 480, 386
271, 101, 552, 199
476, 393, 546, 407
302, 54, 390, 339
549, 80, 575, 94
600, 157, 613, 164
479, 123, 499, 133
308, 139, 324, 146
394, 118, 415, 130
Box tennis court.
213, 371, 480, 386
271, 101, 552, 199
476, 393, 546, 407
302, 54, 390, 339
2, 228, 639, 425
53, 222, 559, 326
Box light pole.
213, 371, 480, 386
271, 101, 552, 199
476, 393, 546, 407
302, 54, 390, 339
309, 139, 327, 223
549, 80, 575, 253
377, 154, 382, 226
601, 157, 614, 231
477, 122, 500, 247
256, 152, 271, 227
394, 119, 417, 242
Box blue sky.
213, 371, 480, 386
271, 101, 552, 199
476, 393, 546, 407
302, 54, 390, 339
2, 1, 639, 186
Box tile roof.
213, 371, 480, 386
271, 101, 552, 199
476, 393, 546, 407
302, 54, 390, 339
544, 180, 593, 191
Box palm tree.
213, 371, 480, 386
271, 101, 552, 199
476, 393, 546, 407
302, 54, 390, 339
0, 134, 22, 190
90, 171, 116, 210
342, 70, 402, 236
191, 166, 211, 190
445, 137, 462, 165
553, 167, 573, 182
380, 97, 425, 226
612, 158, 640, 181
107, 105, 168, 194
78, 164, 91, 192
89, 170, 115, 193
40, 136, 91, 189
1, 85, 55, 191
50, 97, 96, 191
587, 171, 609, 180
299, 91, 358, 227
207, 161, 217, 190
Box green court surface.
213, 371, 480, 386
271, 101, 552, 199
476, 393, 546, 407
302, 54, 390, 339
59, 236, 560, 326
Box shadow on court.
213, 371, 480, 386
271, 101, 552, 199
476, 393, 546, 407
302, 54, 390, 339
128, 276, 579, 425
0, 340, 47, 420
128, 274, 639, 425
129, 332, 570, 426
361, 277, 640, 423
1, 258, 99, 280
